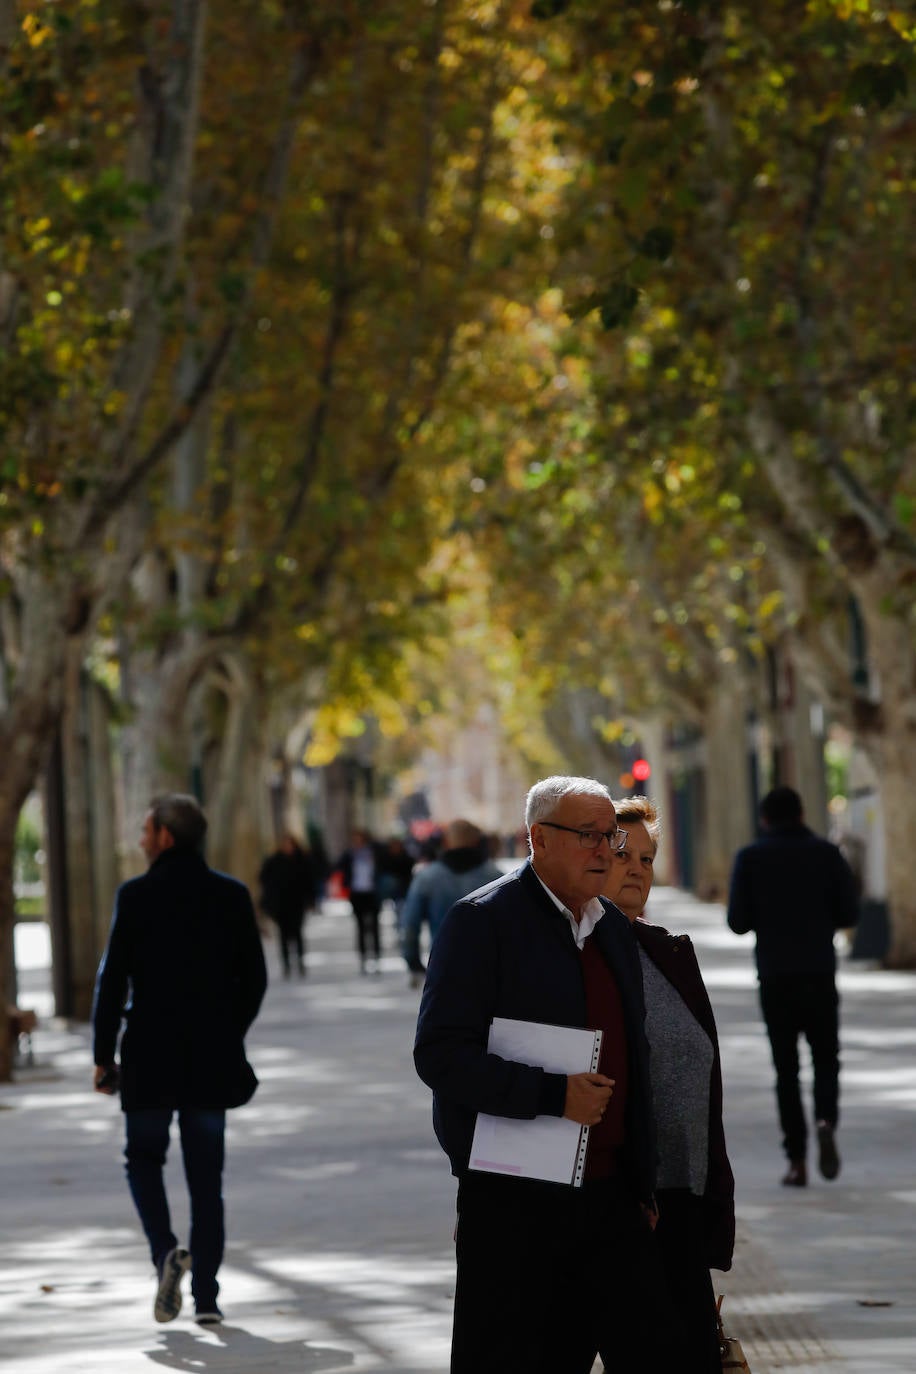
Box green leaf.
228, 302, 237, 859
218, 271, 246, 304
846, 63, 908, 111
605, 135, 626, 165
646, 91, 676, 120
893, 493, 915, 527
599, 282, 639, 330
617, 165, 649, 213
638, 226, 675, 261
531, 0, 571, 18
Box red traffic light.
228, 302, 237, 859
632, 758, 651, 782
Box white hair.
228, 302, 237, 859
525, 776, 613, 830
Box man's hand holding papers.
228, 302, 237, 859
563, 1072, 615, 1126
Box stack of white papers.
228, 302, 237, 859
469, 1017, 603, 1187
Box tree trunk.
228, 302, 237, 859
696, 674, 755, 901
60, 648, 98, 1019
321, 758, 356, 866
780, 663, 829, 835
54, 659, 121, 1020
637, 718, 673, 887
205, 659, 264, 887
208, 686, 271, 896
120, 638, 271, 895
0, 573, 75, 1078
119, 652, 186, 878
855, 577, 916, 966
87, 681, 120, 936
0, 803, 16, 1078
867, 732, 916, 967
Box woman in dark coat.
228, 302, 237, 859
604, 796, 735, 1374
258, 834, 314, 978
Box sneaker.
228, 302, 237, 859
817, 1121, 841, 1180
195, 1305, 224, 1327
154, 1246, 191, 1323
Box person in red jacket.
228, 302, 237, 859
604, 795, 735, 1374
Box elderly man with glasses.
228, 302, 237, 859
414, 775, 678, 1374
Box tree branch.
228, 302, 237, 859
77, 30, 319, 555
74, 323, 235, 548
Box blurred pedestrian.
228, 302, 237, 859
337, 828, 384, 974
604, 796, 734, 1374
258, 833, 314, 978
400, 819, 501, 987
92, 793, 266, 1327
378, 835, 416, 938
727, 785, 859, 1186
414, 775, 679, 1373
306, 823, 330, 911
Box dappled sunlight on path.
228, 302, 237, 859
6, 891, 916, 1370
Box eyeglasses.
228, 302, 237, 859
539, 821, 629, 852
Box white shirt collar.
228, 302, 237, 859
532, 869, 605, 950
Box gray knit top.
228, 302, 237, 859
639, 945, 714, 1195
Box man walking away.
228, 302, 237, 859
400, 819, 501, 987
727, 785, 859, 1187
258, 833, 314, 978
92, 793, 267, 1325
337, 829, 384, 974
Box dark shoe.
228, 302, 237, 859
817, 1121, 841, 1180
782, 1159, 807, 1187
154, 1246, 191, 1323
195, 1304, 224, 1327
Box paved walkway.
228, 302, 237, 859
3, 887, 915, 1372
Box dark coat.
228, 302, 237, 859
634, 920, 735, 1271
92, 848, 268, 1112
727, 824, 859, 978
413, 861, 658, 1203
400, 848, 503, 956
258, 847, 313, 926
337, 843, 385, 895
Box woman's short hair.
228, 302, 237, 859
609, 795, 661, 853
525, 776, 612, 830
149, 793, 208, 850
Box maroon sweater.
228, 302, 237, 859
579, 933, 629, 1180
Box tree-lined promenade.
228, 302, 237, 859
2, 1, 915, 1073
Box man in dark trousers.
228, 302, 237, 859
92, 793, 267, 1326
414, 775, 679, 1374
727, 785, 859, 1187
258, 832, 314, 978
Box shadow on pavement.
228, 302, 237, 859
145, 1325, 355, 1371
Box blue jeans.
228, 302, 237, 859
124, 1108, 226, 1308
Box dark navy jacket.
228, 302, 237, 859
413, 861, 657, 1202
92, 848, 267, 1111
727, 823, 859, 979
